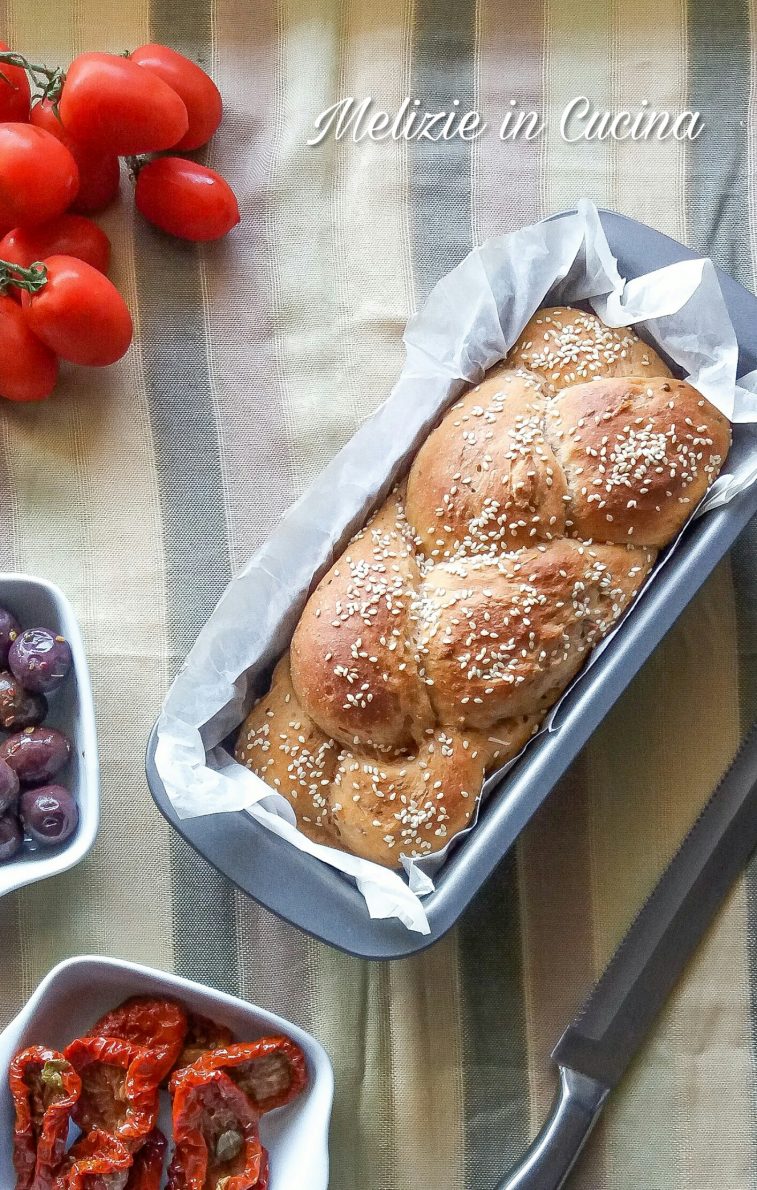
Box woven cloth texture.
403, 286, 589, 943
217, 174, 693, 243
0, 1, 756, 1187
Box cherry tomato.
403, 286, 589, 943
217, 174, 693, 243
0, 43, 31, 122
0, 294, 58, 401
130, 44, 222, 151
0, 124, 79, 228
21, 255, 132, 367
59, 52, 188, 156
0, 215, 111, 274
135, 157, 240, 242
68, 153, 120, 215
30, 99, 120, 214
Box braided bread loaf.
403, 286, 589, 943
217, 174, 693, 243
236, 308, 730, 868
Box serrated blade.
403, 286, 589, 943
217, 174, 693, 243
552, 720, 757, 1089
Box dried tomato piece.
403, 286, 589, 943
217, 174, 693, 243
10, 1045, 82, 1190
170, 1011, 234, 1078
167, 1066, 262, 1190
125, 1129, 167, 1189
255, 1150, 269, 1190
89, 997, 188, 1083
53, 1129, 132, 1190
191, 1037, 308, 1114
64, 1036, 160, 1150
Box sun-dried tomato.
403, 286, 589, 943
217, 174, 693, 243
89, 997, 188, 1083
170, 1012, 234, 1079
10, 1045, 82, 1190
124, 1128, 166, 1189
52, 1129, 132, 1190
167, 1066, 262, 1190
64, 1036, 160, 1150
255, 1150, 269, 1190
190, 1037, 308, 1114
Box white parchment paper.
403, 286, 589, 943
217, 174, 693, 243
155, 200, 757, 934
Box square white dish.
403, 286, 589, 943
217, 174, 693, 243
0, 955, 333, 1189
0, 574, 99, 897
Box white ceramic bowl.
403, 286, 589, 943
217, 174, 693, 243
0, 574, 98, 896
0, 956, 333, 1189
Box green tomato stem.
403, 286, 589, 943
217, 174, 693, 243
0, 51, 65, 105
0, 51, 55, 77
0, 259, 48, 295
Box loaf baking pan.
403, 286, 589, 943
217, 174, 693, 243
146, 209, 757, 959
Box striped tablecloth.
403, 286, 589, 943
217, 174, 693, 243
1, 1, 755, 1186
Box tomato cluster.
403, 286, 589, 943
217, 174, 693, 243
0, 41, 240, 403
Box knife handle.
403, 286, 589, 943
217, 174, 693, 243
497, 1066, 609, 1190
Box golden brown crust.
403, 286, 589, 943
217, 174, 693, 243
234, 656, 340, 848
509, 307, 671, 394
416, 540, 654, 729
463, 714, 542, 770
328, 730, 484, 867
236, 306, 731, 869
290, 490, 434, 751
405, 368, 568, 557
547, 376, 731, 546
235, 656, 537, 865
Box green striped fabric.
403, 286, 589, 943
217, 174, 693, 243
1, 1, 756, 1186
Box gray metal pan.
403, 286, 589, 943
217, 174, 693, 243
146, 208, 757, 960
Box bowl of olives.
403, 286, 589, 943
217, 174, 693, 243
0, 576, 98, 897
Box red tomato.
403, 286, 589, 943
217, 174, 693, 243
59, 52, 188, 156
21, 255, 132, 366
0, 294, 58, 401
130, 44, 222, 151
135, 157, 240, 242
30, 99, 120, 214
0, 214, 111, 274
67, 151, 120, 215
0, 124, 79, 227
0, 42, 31, 122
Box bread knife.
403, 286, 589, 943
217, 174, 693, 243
497, 719, 757, 1190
